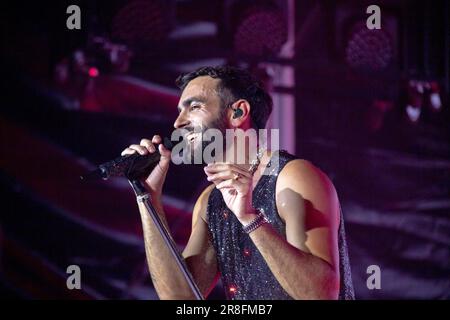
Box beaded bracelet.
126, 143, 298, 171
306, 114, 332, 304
242, 211, 268, 234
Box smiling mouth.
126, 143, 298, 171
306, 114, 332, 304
186, 132, 200, 143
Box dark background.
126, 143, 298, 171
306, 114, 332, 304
0, 0, 449, 299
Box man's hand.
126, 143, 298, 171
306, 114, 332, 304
121, 135, 171, 199
203, 163, 257, 224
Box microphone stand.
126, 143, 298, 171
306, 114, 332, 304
128, 179, 204, 300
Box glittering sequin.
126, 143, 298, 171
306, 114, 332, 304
222, 210, 229, 219
206, 150, 355, 300
228, 285, 237, 294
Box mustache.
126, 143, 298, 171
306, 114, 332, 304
183, 125, 206, 134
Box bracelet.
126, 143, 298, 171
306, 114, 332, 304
242, 210, 268, 234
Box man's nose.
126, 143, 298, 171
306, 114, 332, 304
173, 110, 190, 129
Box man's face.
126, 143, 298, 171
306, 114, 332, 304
174, 76, 228, 161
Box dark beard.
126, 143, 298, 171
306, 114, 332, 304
183, 113, 227, 164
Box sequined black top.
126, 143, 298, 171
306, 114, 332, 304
206, 150, 355, 300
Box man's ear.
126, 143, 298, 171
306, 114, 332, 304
228, 99, 251, 128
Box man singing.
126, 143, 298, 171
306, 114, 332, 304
121, 66, 354, 300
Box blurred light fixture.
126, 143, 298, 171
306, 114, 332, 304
88, 67, 99, 78
233, 5, 287, 58
429, 82, 442, 112
405, 80, 423, 123
345, 21, 393, 72
111, 0, 173, 45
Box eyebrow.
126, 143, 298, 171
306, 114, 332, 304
177, 96, 207, 113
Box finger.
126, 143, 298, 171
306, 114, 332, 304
140, 139, 156, 153
204, 164, 252, 178
158, 143, 171, 159
216, 178, 246, 190
208, 176, 250, 188
204, 167, 251, 183
152, 135, 162, 144
121, 148, 137, 156
206, 170, 251, 183
211, 161, 251, 168
212, 164, 252, 177
128, 144, 148, 155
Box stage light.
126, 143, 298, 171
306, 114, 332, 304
233, 6, 287, 58
406, 104, 421, 123
111, 0, 173, 45
429, 82, 442, 112
405, 80, 423, 123
345, 21, 393, 72
88, 67, 99, 78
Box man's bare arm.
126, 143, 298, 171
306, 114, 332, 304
182, 184, 219, 297
247, 160, 340, 299
138, 185, 218, 299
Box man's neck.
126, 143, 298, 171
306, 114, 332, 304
223, 142, 261, 166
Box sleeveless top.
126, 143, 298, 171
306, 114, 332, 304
206, 150, 355, 300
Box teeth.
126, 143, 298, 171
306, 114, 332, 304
187, 133, 197, 142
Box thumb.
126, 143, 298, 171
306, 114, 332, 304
159, 143, 171, 164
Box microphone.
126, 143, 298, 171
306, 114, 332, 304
80, 137, 174, 181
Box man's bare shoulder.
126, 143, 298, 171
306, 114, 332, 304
279, 158, 334, 188
192, 184, 215, 225
277, 158, 339, 218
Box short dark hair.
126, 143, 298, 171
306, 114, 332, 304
175, 66, 273, 130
